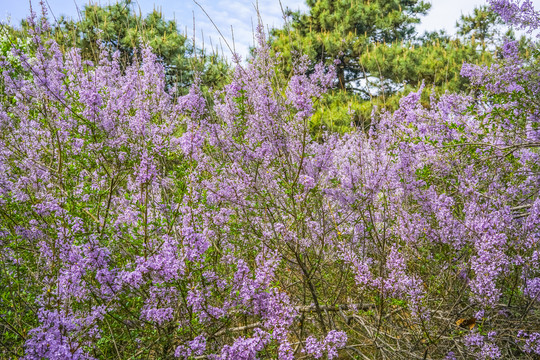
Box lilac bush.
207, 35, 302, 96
1, 0, 540, 359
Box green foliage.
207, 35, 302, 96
271, 3, 498, 133
456, 5, 503, 47
271, 0, 431, 89
19, 0, 230, 94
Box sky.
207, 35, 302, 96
2, 0, 540, 60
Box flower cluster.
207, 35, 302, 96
1, 1, 540, 359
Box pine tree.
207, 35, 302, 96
270, 1, 495, 133
271, 0, 431, 90
50, 0, 229, 93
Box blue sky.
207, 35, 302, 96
2, 0, 539, 59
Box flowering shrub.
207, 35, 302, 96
1, 0, 540, 359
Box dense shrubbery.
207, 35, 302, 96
1, 0, 540, 359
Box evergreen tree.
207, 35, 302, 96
271, 0, 431, 90
456, 5, 503, 49
47, 0, 228, 92
271, 1, 495, 133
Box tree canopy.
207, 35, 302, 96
456, 4, 503, 48
47, 0, 229, 93
271, 0, 431, 90
270, 1, 499, 132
